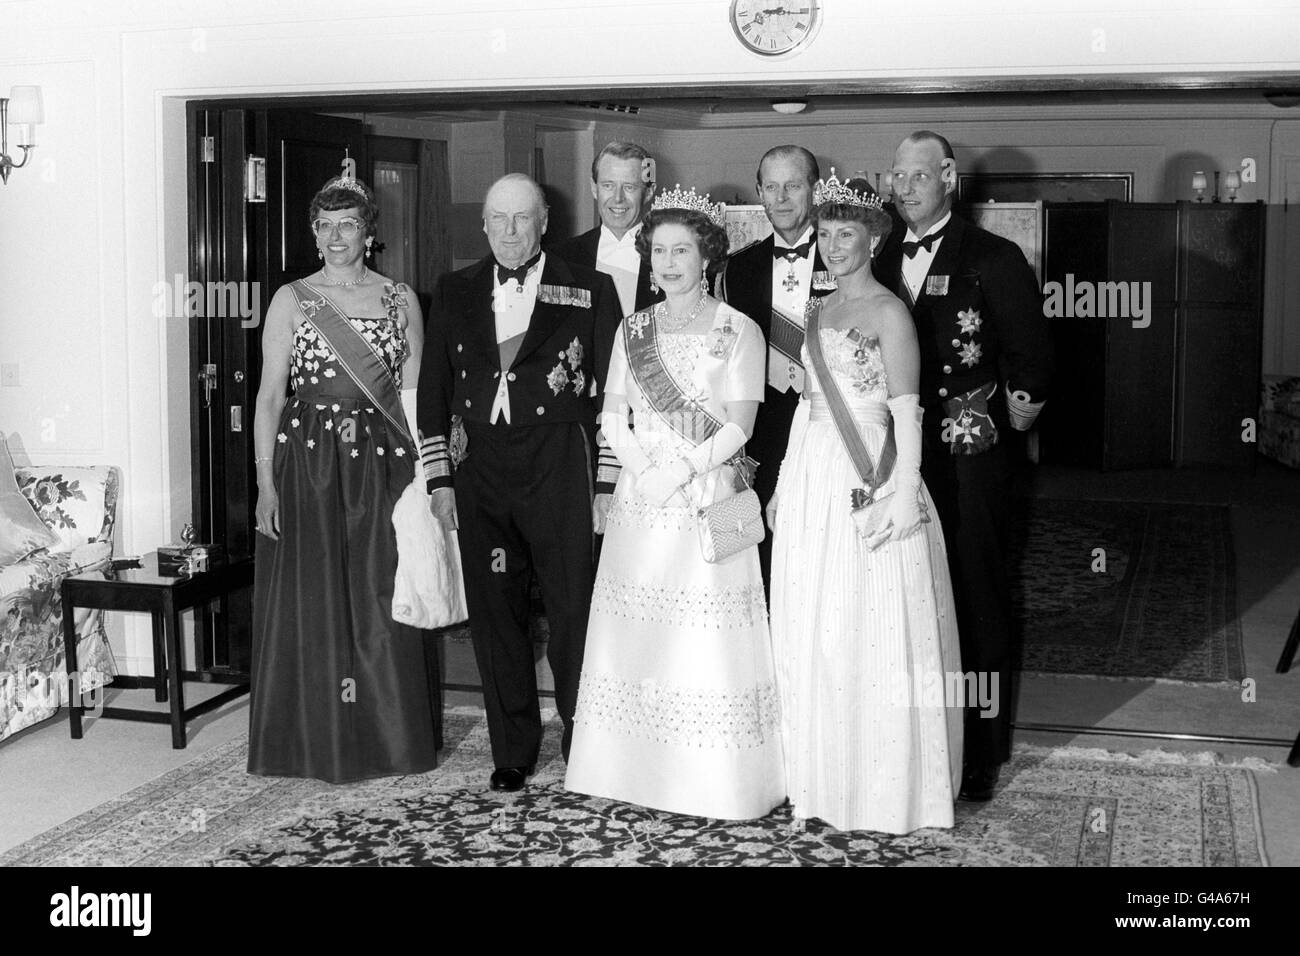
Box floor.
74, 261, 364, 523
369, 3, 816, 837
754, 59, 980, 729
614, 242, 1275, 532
2, 458, 1297, 863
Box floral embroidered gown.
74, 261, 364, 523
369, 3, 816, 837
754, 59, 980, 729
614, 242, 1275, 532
248, 309, 440, 783
769, 303, 963, 834
565, 303, 786, 820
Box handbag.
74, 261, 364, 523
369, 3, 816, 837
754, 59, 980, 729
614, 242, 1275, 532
391, 476, 468, 629
696, 461, 765, 564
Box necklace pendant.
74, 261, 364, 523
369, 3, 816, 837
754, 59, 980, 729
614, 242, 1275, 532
782, 267, 799, 293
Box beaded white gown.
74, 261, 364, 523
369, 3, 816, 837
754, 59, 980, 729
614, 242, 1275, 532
565, 304, 786, 820
770, 319, 963, 834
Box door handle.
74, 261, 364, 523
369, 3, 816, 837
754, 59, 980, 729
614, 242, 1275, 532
230, 405, 242, 432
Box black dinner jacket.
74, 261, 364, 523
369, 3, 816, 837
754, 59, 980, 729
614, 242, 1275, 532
720, 233, 833, 505
417, 253, 622, 491
872, 210, 1052, 438
552, 225, 661, 316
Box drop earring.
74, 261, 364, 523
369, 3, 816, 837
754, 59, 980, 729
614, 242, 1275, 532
365, 240, 373, 259
649, 275, 659, 294
317, 249, 324, 260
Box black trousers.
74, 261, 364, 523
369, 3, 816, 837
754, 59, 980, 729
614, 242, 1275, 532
923, 440, 1015, 769
454, 420, 595, 768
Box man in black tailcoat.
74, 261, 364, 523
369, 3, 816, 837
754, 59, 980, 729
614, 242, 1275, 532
873, 130, 1052, 801
553, 140, 663, 530
720, 145, 836, 597
418, 173, 621, 792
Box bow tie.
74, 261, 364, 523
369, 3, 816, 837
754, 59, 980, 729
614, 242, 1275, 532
901, 228, 947, 259
774, 239, 815, 262
496, 253, 541, 286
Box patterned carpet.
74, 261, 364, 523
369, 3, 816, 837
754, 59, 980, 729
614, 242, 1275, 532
1009, 498, 1244, 682
1, 708, 1268, 867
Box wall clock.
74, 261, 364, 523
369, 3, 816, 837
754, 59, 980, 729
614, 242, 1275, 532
729, 0, 822, 57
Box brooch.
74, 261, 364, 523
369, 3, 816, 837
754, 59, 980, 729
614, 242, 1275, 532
627, 312, 651, 340
708, 320, 737, 358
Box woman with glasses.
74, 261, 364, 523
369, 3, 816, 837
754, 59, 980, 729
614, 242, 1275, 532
248, 175, 441, 782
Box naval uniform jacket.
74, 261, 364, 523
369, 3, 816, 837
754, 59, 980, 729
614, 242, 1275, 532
872, 211, 1051, 472
417, 254, 622, 491
551, 226, 662, 316
721, 234, 834, 508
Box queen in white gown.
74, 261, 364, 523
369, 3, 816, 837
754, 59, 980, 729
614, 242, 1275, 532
565, 192, 785, 820
769, 174, 963, 834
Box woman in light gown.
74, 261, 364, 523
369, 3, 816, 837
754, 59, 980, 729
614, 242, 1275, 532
767, 174, 963, 834
565, 187, 785, 820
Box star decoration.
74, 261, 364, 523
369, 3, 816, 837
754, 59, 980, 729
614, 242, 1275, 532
276, 433, 286, 443
331, 403, 341, 413
394, 447, 405, 457
957, 308, 982, 335
376, 447, 385, 456
958, 341, 983, 367
325, 420, 333, 430
290, 418, 300, 428
350, 448, 358, 458
306, 439, 316, 449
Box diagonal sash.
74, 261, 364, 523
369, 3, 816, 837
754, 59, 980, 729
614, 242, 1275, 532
291, 279, 411, 444
768, 308, 805, 367
803, 298, 896, 497
623, 309, 725, 447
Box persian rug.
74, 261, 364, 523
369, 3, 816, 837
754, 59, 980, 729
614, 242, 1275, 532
1008, 498, 1243, 683
1, 709, 1268, 867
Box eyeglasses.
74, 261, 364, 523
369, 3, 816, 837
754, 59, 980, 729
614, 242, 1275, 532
311, 217, 364, 238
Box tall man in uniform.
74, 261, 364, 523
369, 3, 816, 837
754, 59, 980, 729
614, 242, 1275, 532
418, 173, 622, 792
722, 145, 836, 597
553, 141, 663, 532
874, 131, 1052, 801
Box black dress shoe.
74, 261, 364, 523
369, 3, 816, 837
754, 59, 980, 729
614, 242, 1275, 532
958, 764, 1000, 802
489, 765, 534, 792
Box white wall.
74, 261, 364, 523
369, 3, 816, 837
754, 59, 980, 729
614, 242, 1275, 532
2, 0, 1299, 669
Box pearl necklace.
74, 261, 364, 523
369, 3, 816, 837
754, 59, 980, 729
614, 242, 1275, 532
655, 289, 709, 332
322, 266, 368, 287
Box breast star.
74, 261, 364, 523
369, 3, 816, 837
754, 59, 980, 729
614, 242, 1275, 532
957, 309, 982, 335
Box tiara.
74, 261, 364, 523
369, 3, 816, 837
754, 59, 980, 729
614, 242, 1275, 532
652, 184, 726, 226
330, 176, 368, 198
813, 167, 883, 211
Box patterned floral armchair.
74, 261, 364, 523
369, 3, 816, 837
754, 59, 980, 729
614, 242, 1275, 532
1261, 375, 1300, 470
0, 461, 119, 743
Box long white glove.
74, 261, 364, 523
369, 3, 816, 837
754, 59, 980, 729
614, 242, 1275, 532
682, 421, 748, 477
862, 393, 926, 550
400, 388, 422, 476
598, 401, 652, 478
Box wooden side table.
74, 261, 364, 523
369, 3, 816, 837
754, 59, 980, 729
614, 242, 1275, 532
61, 551, 254, 748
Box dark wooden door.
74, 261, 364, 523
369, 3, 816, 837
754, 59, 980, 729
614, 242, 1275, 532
1105, 202, 1179, 470
188, 107, 365, 674
1175, 201, 1265, 469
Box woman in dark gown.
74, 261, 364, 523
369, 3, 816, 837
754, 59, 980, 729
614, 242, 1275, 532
249, 175, 440, 783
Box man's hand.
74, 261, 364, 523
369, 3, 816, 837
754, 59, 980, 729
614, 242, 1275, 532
592, 493, 612, 534
430, 487, 458, 530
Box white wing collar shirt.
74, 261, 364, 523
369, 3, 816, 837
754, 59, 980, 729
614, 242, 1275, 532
901, 210, 952, 303
490, 251, 546, 424
595, 223, 642, 318
769, 224, 817, 394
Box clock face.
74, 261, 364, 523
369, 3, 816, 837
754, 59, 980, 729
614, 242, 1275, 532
730, 0, 821, 57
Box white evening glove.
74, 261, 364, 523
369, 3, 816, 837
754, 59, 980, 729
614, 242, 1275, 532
681, 421, 749, 478
400, 387, 422, 476
638, 461, 692, 507
598, 403, 653, 479
862, 393, 927, 550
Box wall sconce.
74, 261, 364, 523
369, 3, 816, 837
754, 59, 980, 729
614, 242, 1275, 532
0, 85, 43, 184
1192, 168, 1244, 203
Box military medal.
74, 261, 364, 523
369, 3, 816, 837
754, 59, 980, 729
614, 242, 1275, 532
926, 274, 950, 296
